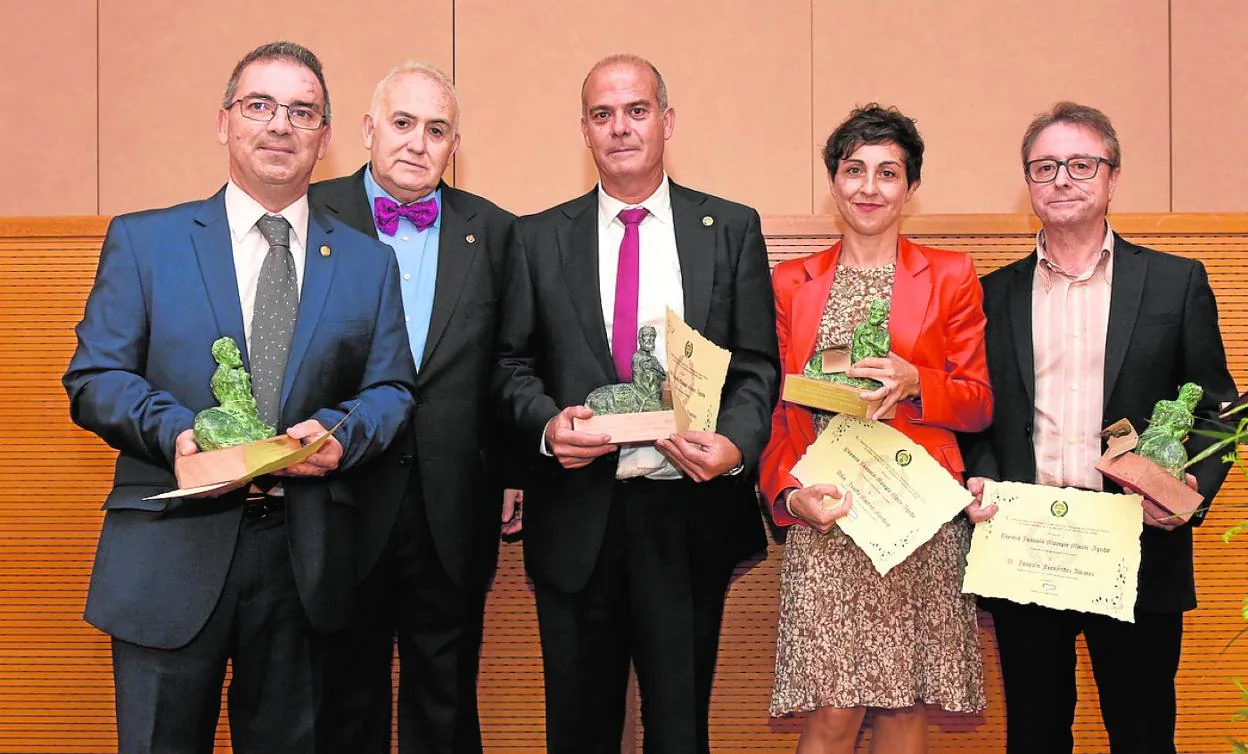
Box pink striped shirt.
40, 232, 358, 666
1031, 223, 1115, 490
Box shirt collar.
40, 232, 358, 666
225, 180, 310, 248
597, 173, 672, 228
364, 165, 443, 231
1035, 220, 1115, 286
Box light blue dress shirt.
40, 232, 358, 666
364, 167, 440, 371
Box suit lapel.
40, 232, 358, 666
889, 237, 932, 363
1009, 254, 1038, 406
1103, 235, 1145, 408
421, 186, 479, 370
558, 190, 615, 380
670, 183, 713, 332
322, 165, 379, 240
282, 209, 337, 409
190, 189, 249, 369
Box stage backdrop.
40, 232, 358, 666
1, 213, 1246, 752
1, 0, 1247, 218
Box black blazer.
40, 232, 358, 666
959, 234, 1236, 612
311, 167, 521, 589
494, 182, 780, 593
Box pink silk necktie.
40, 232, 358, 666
612, 208, 650, 381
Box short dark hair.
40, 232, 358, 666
822, 104, 923, 185
1021, 101, 1120, 168
222, 41, 331, 124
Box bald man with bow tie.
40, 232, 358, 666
310, 62, 523, 754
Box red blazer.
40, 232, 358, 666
761, 237, 993, 526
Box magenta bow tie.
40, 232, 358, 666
374, 196, 438, 236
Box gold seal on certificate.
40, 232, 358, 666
962, 480, 1143, 622
790, 414, 971, 575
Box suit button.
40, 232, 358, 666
1024, 423, 1033, 435
399, 454, 414, 466
415, 397, 424, 408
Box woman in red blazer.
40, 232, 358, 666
761, 106, 993, 753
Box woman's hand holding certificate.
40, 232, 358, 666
790, 415, 972, 576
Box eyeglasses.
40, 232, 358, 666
226, 96, 326, 130
1025, 156, 1116, 183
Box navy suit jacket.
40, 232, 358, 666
64, 188, 417, 649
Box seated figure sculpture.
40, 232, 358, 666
586, 325, 669, 415
804, 298, 890, 390
192, 337, 276, 450
1135, 382, 1203, 480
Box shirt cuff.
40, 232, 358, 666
539, 417, 555, 457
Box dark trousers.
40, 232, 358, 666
989, 600, 1184, 754
318, 479, 485, 754
534, 478, 736, 754
111, 509, 318, 754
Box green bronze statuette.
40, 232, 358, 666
1135, 382, 1203, 480
192, 337, 276, 450
804, 298, 890, 390
586, 325, 669, 414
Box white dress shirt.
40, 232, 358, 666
597, 176, 684, 479
224, 181, 308, 353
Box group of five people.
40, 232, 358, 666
64, 40, 1234, 754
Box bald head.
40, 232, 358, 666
370, 62, 460, 135
363, 61, 461, 204
581, 53, 668, 114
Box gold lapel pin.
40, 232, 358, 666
465, 233, 477, 244
319, 245, 331, 257
702, 216, 714, 227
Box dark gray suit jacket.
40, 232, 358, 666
959, 234, 1237, 612
493, 182, 780, 593
311, 166, 521, 589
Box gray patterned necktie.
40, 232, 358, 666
251, 214, 298, 427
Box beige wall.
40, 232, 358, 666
0, 1, 98, 215
2, 1, 1244, 216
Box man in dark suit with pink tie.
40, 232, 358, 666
493, 54, 780, 753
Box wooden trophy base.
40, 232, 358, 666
1096, 451, 1203, 519
781, 374, 895, 420
174, 434, 302, 489
573, 410, 677, 445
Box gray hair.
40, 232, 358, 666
1021, 101, 1121, 169
370, 61, 461, 135
222, 41, 331, 124
581, 53, 669, 112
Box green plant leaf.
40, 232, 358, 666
1225, 522, 1248, 545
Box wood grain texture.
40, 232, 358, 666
1, 213, 1245, 752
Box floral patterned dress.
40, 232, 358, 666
770, 263, 986, 715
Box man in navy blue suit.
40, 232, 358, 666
63, 41, 417, 753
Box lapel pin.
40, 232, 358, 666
465, 233, 477, 244
319, 245, 331, 257
702, 216, 714, 227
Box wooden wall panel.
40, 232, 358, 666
2, 214, 1246, 752
1171, 0, 1248, 212
0, 2, 98, 215
96, 0, 453, 216
453, 0, 813, 216
810, 0, 1171, 216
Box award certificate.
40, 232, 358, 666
791, 414, 971, 576
962, 480, 1143, 622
